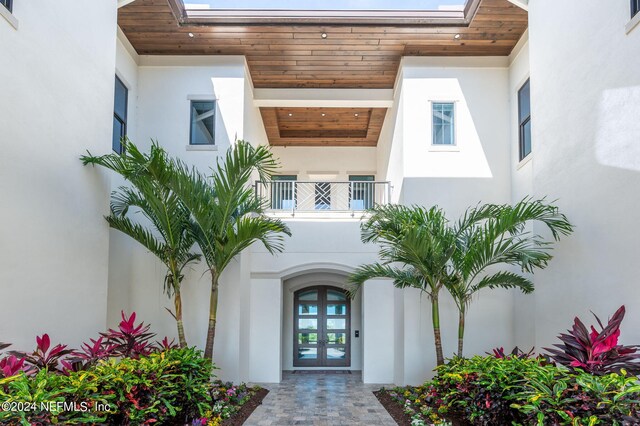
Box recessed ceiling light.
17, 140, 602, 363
454, 34, 461, 39
354, 113, 359, 117
321, 113, 326, 117
188, 32, 195, 38
288, 113, 293, 117
321, 32, 328, 39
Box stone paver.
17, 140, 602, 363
246, 372, 396, 426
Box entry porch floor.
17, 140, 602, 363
245, 371, 396, 425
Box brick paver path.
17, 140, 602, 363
246, 372, 396, 425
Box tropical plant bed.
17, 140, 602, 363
0, 312, 268, 425
375, 357, 640, 426
220, 387, 268, 426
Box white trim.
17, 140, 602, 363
117, 0, 137, 8
626, 12, 640, 34
507, 0, 528, 11
401, 56, 510, 70
509, 29, 529, 66
186, 144, 218, 151
187, 94, 217, 101
0, 5, 18, 29
117, 27, 140, 65
253, 88, 394, 108
517, 153, 532, 170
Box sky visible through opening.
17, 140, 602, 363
184, 0, 467, 11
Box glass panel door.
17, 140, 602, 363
293, 286, 350, 367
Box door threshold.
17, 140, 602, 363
291, 370, 352, 374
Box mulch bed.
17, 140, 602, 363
373, 389, 412, 426
222, 388, 269, 426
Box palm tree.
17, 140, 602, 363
348, 205, 457, 366
168, 141, 291, 361
448, 198, 573, 357
81, 141, 200, 347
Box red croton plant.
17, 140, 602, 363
545, 305, 640, 375
0, 311, 178, 377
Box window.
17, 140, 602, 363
0, 0, 11, 12
271, 175, 296, 210
349, 175, 375, 210
518, 79, 532, 161
113, 76, 128, 154
190, 101, 215, 145
633, 0, 640, 17
432, 102, 455, 145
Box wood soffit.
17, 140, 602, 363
260, 107, 387, 147
118, 0, 529, 89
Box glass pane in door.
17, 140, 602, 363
299, 319, 318, 330
327, 333, 346, 345
298, 348, 317, 359
327, 304, 346, 315
326, 319, 346, 330
298, 333, 318, 344
326, 347, 346, 359
327, 290, 346, 301
299, 304, 318, 315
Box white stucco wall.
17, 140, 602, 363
508, 34, 537, 350
526, 1, 640, 349
0, 1, 116, 350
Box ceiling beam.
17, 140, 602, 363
253, 89, 394, 108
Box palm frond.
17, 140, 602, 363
471, 271, 534, 294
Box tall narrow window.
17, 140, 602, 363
113, 76, 128, 154
349, 175, 375, 210
633, 0, 640, 17
271, 175, 297, 210
518, 79, 532, 161
0, 0, 12, 12
432, 102, 455, 145
190, 101, 215, 145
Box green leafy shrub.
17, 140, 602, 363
382, 356, 640, 426
512, 365, 640, 425
0, 347, 213, 425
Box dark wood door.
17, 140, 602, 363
293, 286, 350, 367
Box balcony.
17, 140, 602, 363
256, 180, 391, 216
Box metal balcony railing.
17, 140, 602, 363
255, 180, 391, 214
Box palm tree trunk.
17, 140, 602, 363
174, 288, 187, 348
431, 293, 445, 366
457, 308, 465, 358
204, 272, 219, 361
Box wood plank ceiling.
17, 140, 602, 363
118, 0, 527, 146
260, 107, 387, 147
118, 0, 528, 89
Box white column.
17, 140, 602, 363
248, 278, 283, 383
362, 279, 395, 384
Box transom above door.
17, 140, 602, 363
293, 286, 350, 367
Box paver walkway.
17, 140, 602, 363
245, 371, 396, 426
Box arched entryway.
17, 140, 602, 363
293, 286, 351, 367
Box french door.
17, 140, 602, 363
293, 286, 350, 367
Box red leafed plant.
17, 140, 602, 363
489, 346, 535, 359
10, 334, 73, 373
544, 305, 640, 375
101, 311, 155, 359
0, 354, 29, 378
154, 336, 178, 351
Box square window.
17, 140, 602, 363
432, 102, 455, 145
190, 101, 215, 145
1, 0, 12, 12
633, 0, 640, 18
